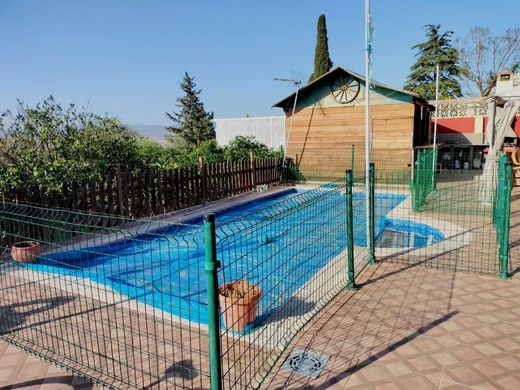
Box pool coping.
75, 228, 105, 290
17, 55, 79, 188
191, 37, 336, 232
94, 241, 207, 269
0, 184, 354, 354
23, 186, 297, 258
0, 187, 310, 334
0, 183, 473, 360
358, 186, 473, 259
340, 185, 473, 259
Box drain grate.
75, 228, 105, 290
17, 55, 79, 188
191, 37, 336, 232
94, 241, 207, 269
281, 349, 330, 378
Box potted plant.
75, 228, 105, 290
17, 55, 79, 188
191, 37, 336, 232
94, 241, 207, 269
11, 241, 40, 263
218, 279, 262, 331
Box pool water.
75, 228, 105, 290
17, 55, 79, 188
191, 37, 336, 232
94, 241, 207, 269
24, 188, 439, 327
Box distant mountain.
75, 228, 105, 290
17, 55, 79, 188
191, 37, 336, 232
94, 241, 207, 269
127, 124, 170, 144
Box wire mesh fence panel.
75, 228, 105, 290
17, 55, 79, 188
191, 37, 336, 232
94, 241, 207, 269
216, 183, 346, 388
284, 147, 415, 186
494, 154, 513, 279
0, 148, 513, 390
0, 203, 212, 389
213, 178, 380, 389
373, 161, 503, 277
410, 147, 438, 211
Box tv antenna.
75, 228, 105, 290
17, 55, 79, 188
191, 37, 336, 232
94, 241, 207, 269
274, 78, 302, 86
274, 78, 302, 181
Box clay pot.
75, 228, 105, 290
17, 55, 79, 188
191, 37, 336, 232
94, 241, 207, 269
11, 241, 40, 263
218, 281, 262, 331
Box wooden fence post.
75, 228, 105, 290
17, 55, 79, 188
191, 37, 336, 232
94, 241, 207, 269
116, 163, 125, 216
199, 156, 207, 204
249, 152, 256, 190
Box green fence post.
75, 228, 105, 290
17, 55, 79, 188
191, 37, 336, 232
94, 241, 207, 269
432, 146, 438, 190
411, 150, 420, 212
204, 214, 223, 390
368, 163, 376, 264
418, 149, 424, 207
345, 170, 357, 291
499, 160, 512, 280
495, 155, 504, 232
351, 144, 355, 171
493, 153, 506, 225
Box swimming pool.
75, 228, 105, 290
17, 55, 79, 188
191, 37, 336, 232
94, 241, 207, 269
22, 187, 439, 327
376, 219, 444, 248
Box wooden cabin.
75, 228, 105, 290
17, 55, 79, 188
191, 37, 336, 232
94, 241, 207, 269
273, 67, 432, 177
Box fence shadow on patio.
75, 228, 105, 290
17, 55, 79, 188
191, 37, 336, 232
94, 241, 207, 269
264, 260, 461, 390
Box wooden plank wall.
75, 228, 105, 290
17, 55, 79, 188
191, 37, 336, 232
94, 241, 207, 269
286, 104, 415, 178
1, 157, 282, 218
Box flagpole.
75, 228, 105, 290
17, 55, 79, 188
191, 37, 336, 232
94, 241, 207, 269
365, 0, 371, 249
432, 63, 439, 188
432, 63, 439, 149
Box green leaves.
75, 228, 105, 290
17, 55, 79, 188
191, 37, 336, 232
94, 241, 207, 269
166, 72, 216, 147
224, 136, 282, 161
404, 24, 463, 99
173, 136, 282, 167
308, 14, 333, 83
0, 96, 281, 201
0, 97, 141, 198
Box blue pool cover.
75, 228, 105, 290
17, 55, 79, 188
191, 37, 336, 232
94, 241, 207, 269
24, 188, 415, 326
375, 218, 444, 248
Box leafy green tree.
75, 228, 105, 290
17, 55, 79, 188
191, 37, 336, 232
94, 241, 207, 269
405, 24, 463, 99
224, 136, 282, 160
186, 140, 225, 165
0, 97, 285, 201
0, 96, 140, 197
166, 72, 216, 146
309, 14, 333, 83
135, 138, 177, 169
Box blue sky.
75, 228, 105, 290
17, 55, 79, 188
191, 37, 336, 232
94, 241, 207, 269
1, 1, 518, 125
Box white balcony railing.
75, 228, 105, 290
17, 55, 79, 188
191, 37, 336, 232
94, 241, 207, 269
432, 98, 520, 118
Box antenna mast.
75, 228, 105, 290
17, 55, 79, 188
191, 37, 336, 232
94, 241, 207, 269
274, 78, 302, 181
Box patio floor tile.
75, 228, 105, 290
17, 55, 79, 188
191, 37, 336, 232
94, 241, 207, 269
1, 187, 520, 389
263, 188, 520, 389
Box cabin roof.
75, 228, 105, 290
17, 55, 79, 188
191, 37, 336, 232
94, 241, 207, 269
272, 66, 424, 110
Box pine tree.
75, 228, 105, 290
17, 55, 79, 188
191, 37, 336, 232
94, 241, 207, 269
308, 14, 333, 83
166, 72, 216, 146
405, 25, 463, 99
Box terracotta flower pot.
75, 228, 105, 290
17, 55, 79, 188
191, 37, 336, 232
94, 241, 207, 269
218, 281, 262, 331
11, 241, 40, 263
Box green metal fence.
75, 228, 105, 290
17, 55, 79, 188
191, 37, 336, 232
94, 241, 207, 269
0, 152, 514, 389
212, 180, 367, 388
495, 154, 513, 279
375, 158, 512, 278
1, 177, 368, 389
0, 203, 212, 389
410, 147, 438, 212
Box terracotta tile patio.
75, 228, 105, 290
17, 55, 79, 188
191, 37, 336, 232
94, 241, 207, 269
1, 189, 519, 389
263, 188, 520, 390
264, 262, 520, 389
0, 341, 95, 390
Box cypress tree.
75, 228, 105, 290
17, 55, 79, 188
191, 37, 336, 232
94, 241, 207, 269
166, 72, 216, 146
308, 14, 333, 83
404, 24, 463, 99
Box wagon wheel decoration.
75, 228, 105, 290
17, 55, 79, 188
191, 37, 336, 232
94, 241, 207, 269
330, 76, 360, 104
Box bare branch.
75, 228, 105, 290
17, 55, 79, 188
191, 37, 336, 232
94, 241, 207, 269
457, 26, 520, 97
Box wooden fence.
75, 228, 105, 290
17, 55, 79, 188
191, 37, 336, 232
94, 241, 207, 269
2, 156, 283, 218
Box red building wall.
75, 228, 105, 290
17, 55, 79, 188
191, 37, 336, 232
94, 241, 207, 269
437, 118, 474, 133
435, 116, 520, 137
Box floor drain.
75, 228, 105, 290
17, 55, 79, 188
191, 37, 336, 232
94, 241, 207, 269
281, 349, 330, 378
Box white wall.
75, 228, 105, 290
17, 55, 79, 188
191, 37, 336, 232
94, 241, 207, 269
214, 116, 285, 149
